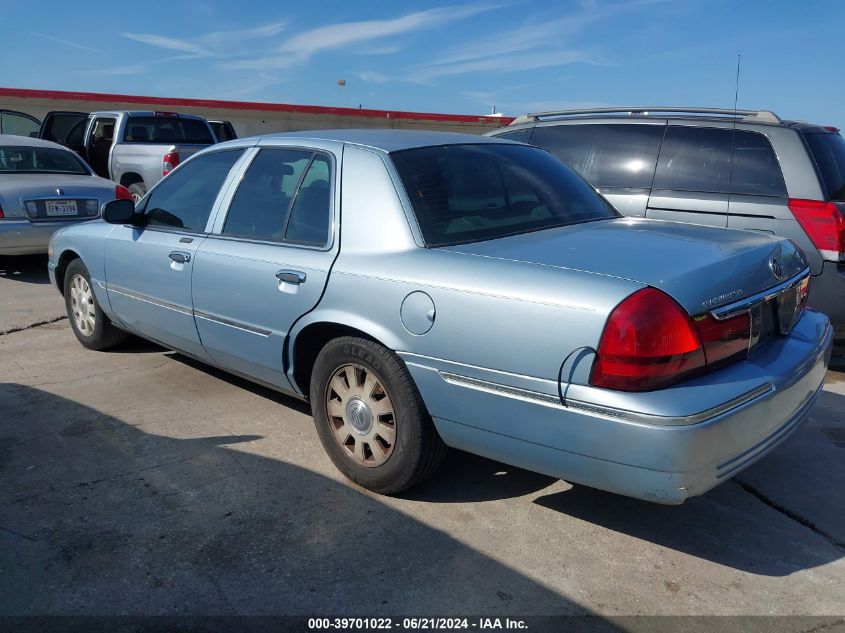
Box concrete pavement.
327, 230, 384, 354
1, 258, 843, 619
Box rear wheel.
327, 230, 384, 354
127, 183, 147, 203
64, 259, 127, 350
310, 336, 447, 494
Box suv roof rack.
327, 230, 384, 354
510, 107, 782, 125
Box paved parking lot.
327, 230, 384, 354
1, 255, 844, 619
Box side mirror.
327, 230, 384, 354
102, 199, 137, 224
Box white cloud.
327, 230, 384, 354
122, 33, 213, 57
409, 50, 593, 83
32, 32, 100, 53
356, 71, 392, 84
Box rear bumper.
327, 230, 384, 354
808, 261, 845, 339
0, 219, 92, 256
405, 310, 833, 504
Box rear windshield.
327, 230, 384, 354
0, 145, 89, 174
391, 143, 617, 247
123, 117, 214, 144
803, 131, 845, 201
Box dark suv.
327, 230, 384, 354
488, 107, 845, 338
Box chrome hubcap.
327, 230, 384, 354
69, 274, 96, 336
326, 363, 396, 467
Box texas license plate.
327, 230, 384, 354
44, 200, 78, 216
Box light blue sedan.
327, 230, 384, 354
48, 130, 832, 503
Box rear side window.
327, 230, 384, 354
391, 143, 617, 247
494, 128, 533, 143
730, 130, 786, 196
530, 124, 664, 189
654, 126, 786, 196
144, 150, 243, 232
123, 117, 214, 144
223, 148, 315, 242
285, 156, 332, 246
803, 131, 845, 201
653, 126, 733, 193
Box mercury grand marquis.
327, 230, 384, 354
47, 130, 832, 504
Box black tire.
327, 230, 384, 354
310, 336, 447, 494
127, 183, 147, 203
63, 259, 128, 350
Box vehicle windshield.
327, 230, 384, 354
390, 143, 618, 247
123, 117, 214, 144
0, 145, 89, 174
803, 131, 845, 201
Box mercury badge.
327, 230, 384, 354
769, 245, 785, 281
55, 188, 64, 196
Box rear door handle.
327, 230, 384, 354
276, 270, 306, 284
169, 251, 191, 264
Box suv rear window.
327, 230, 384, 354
391, 143, 617, 247
123, 117, 214, 144
529, 124, 664, 189
803, 131, 845, 201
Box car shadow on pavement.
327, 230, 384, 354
533, 388, 845, 577
2, 383, 612, 621
0, 255, 51, 285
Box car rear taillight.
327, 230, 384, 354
590, 288, 707, 391
0, 204, 4, 219
163, 151, 180, 176
788, 198, 845, 261
692, 312, 751, 369
115, 185, 133, 201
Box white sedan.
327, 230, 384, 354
0, 134, 130, 255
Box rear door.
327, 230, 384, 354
647, 125, 733, 227
38, 112, 89, 156
105, 148, 245, 358
529, 122, 665, 217
86, 116, 117, 178
192, 144, 338, 389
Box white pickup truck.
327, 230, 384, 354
38, 110, 217, 201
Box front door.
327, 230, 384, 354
105, 148, 245, 357
192, 146, 338, 389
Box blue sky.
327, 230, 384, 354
2, 0, 844, 127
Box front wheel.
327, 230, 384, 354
310, 336, 447, 494
64, 259, 128, 350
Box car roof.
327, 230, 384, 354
0, 134, 69, 149
90, 110, 208, 120
255, 129, 514, 152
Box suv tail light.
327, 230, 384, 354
115, 185, 133, 201
788, 198, 845, 261
590, 288, 707, 391
591, 288, 758, 392
0, 204, 4, 219
163, 151, 180, 176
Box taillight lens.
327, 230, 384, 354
590, 288, 707, 391
115, 185, 133, 201
692, 312, 751, 369
0, 204, 4, 219
163, 151, 180, 176
788, 198, 845, 261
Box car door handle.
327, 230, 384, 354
169, 251, 191, 264
276, 270, 306, 284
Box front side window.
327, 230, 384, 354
1, 112, 39, 137
123, 117, 214, 144
530, 123, 665, 189
144, 150, 243, 231
391, 143, 617, 247
0, 145, 89, 174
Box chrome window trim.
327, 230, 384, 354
439, 370, 773, 427
710, 267, 810, 320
